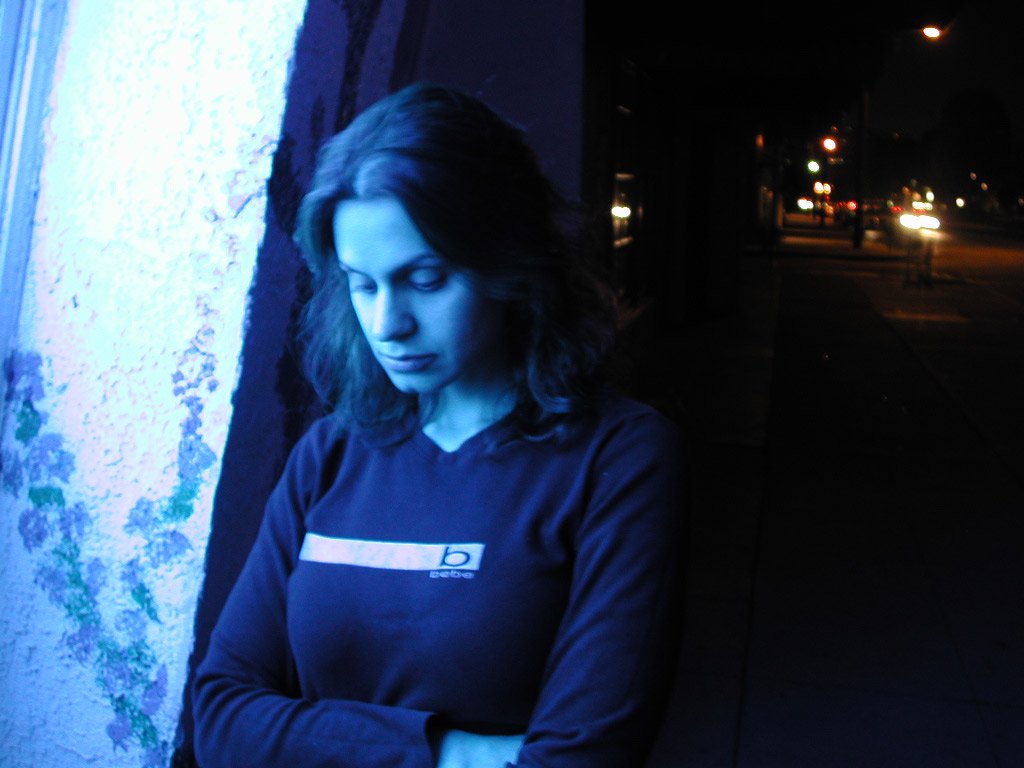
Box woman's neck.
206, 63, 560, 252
420, 379, 516, 452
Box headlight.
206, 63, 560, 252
899, 213, 940, 230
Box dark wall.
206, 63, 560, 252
174, 2, 585, 764
412, 0, 584, 200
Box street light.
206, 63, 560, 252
812, 180, 831, 224
852, 21, 951, 248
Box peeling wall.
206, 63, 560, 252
173, 2, 415, 762
0, 0, 307, 764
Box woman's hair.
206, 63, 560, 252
293, 82, 618, 438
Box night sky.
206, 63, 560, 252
866, 2, 1024, 141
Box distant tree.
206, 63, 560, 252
928, 88, 1020, 212
866, 131, 925, 199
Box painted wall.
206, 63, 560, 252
0, 0, 307, 764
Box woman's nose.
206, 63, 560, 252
370, 289, 415, 341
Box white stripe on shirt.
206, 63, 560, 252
299, 533, 485, 571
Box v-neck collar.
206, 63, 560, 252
412, 414, 516, 461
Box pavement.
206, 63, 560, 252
639, 218, 1024, 767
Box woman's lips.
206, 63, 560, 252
378, 353, 436, 373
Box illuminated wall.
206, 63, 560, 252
0, 1, 307, 764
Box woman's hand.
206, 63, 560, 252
435, 730, 525, 768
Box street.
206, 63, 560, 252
645, 216, 1024, 767
773, 214, 1024, 485
931, 224, 1024, 304
782, 212, 1024, 295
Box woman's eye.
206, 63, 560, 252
347, 277, 376, 294
408, 268, 446, 291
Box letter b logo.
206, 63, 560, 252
437, 543, 484, 570
440, 546, 470, 568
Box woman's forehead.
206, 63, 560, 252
333, 197, 440, 274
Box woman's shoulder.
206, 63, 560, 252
294, 411, 349, 449
279, 413, 350, 479
546, 390, 687, 466
589, 391, 685, 443
573, 392, 688, 525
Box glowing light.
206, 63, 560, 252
980, 182, 988, 191
925, 191, 934, 202
797, 198, 814, 211
955, 198, 965, 208
822, 137, 837, 152
807, 160, 820, 173
813, 181, 824, 194
611, 205, 631, 219
922, 26, 942, 39
900, 213, 940, 230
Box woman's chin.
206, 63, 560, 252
384, 371, 442, 395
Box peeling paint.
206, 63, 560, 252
14, 399, 42, 443
3, 346, 221, 762
0, 0, 321, 763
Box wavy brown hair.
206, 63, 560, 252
293, 82, 618, 438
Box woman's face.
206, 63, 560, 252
332, 196, 509, 400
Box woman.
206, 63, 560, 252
193, 82, 686, 768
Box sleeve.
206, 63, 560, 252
192, 419, 437, 768
513, 411, 688, 768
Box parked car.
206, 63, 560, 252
835, 198, 893, 230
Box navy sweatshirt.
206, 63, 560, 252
193, 394, 686, 767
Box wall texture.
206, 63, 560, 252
174, 1, 413, 762
0, 0, 306, 764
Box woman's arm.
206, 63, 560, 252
192, 420, 437, 768
194, 649, 435, 768
511, 410, 688, 768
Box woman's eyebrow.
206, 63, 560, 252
338, 253, 443, 277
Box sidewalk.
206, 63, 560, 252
645, 223, 1024, 767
